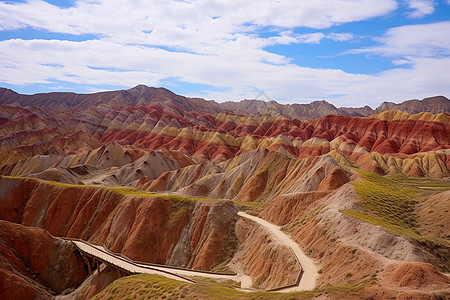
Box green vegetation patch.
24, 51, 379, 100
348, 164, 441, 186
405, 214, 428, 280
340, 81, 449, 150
389, 173, 450, 199
91, 274, 374, 300
352, 170, 417, 228
348, 170, 450, 232
343, 170, 450, 272
2, 175, 224, 202
233, 201, 267, 215
340, 209, 425, 241
110, 187, 224, 202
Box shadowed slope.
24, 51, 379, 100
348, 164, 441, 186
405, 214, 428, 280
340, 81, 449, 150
0, 221, 87, 299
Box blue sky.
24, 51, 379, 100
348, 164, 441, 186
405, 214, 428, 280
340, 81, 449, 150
0, 0, 449, 107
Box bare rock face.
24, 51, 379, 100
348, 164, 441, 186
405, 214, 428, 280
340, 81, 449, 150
259, 159, 349, 226
1, 86, 448, 119
0, 176, 239, 271
167, 201, 238, 270
260, 192, 328, 226
231, 218, 300, 290
291, 218, 385, 287
317, 166, 349, 192
0, 220, 87, 299
235, 169, 268, 202
1, 86, 450, 300
375, 96, 450, 115
57, 264, 121, 300
381, 262, 449, 290
1, 88, 449, 182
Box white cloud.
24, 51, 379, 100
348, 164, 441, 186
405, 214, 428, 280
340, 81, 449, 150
1, 36, 448, 108
2, 0, 384, 67
405, 0, 435, 18
326, 32, 354, 42
269, 32, 326, 45
0, 0, 395, 73
0, 0, 398, 36
351, 21, 450, 57
0, 1, 448, 107
262, 31, 355, 47
195, 0, 398, 29
391, 58, 411, 65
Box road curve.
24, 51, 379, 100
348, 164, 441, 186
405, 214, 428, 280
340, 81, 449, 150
70, 211, 318, 292
237, 211, 319, 291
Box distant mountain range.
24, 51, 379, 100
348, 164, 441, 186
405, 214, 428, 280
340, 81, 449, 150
0, 85, 448, 120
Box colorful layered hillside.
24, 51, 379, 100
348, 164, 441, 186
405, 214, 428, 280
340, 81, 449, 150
1, 86, 449, 299
1, 87, 449, 181
0, 176, 239, 272
0, 221, 87, 300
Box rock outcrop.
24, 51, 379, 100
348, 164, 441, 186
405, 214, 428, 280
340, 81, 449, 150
1, 86, 448, 118
0, 176, 238, 271
0, 221, 87, 300
230, 218, 300, 290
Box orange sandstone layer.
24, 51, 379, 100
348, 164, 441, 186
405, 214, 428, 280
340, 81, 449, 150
0, 176, 238, 271
0, 220, 87, 300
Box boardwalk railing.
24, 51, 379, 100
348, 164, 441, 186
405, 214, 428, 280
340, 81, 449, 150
59, 232, 306, 292
61, 237, 197, 283
101, 242, 237, 276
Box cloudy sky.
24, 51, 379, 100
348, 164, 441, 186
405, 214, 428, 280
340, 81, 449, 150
0, 0, 449, 107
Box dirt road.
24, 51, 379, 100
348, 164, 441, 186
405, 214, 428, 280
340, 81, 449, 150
238, 211, 319, 291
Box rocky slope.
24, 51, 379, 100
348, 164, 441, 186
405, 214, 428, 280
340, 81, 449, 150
1, 87, 449, 188
375, 96, 450, 115
1, 85, 448, 118
0, 176, 238, 271
0, 221, 87, 300
230, 217, 300, 290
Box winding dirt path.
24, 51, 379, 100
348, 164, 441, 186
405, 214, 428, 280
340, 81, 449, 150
237, 211, 319, 291
70, 212, 318, 292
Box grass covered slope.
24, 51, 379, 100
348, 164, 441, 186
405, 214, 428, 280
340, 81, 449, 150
1, 175, 223, 202
91, 274, 373, 300
342, 170, 450, 271
344, 170, 418, 231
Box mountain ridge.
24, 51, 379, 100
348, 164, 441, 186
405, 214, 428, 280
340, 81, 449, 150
0, 85, 448, 120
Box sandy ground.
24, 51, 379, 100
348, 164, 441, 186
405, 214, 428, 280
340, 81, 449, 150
237, 212, 319, 291
240, 275, 253, 289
